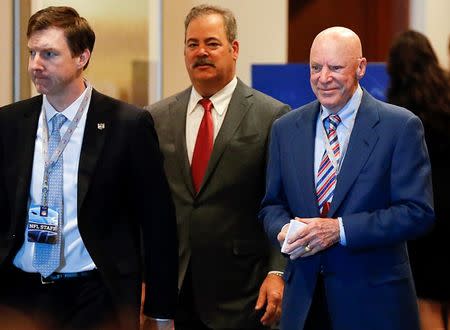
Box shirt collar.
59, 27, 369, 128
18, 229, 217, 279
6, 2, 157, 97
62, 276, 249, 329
188, 76, 238, 116
320, 85, 363, 128
43, 86, 90, 124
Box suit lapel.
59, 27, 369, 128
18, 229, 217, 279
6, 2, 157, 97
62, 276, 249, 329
329, 92, 380, 216
292, 103, 321, 215
77, 90, 108, 212
171, 89, 196, 196
197, 80, 251, 194
15, 97, 42, 223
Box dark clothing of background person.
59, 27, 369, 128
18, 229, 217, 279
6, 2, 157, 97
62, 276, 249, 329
387, 29, 450, 330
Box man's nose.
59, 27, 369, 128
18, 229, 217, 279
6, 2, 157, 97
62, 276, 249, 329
197, 45, 209, 56
29, 53, 44, 71
319, 67, 331, 83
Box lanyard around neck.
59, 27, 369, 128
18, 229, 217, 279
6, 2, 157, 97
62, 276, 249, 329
319, 116, 352, 175
40, 84, 92, 207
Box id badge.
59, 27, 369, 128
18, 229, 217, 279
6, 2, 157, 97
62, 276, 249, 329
27, 205, 59, 244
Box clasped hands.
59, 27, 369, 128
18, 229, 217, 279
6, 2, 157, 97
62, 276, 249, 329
277, 217, 340, 259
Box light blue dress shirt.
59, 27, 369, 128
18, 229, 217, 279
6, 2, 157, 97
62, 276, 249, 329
313, 86, 363, 245
14, 87, 96, 273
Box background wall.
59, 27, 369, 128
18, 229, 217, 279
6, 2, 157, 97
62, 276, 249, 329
0, 1, 13, 105
411, 0, 450, 70
162, 0, 288, 98
32, 0, 149, 105
288, 0, 409, 63
1, 0, 448, 107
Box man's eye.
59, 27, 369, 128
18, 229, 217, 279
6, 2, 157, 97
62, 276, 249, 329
44, 51, 56, 58
207, 42, 220, 48
330, 66, 341, 71
29, 50, 36, 57
187, 43, 197, 49
311, 65, 321, 72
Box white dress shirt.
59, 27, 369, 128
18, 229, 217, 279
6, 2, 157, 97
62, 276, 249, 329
14, 87, 96, 273
186, 77, 238, 164
314, 85, 363, 245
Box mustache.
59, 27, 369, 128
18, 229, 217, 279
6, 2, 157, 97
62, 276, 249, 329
193, 58, 215, 68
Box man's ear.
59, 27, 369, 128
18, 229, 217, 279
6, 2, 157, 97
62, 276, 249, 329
356, 57, 367, 80
78, 49, 91, 69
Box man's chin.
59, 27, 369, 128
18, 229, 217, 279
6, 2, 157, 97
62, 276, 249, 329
33, 86, 47, 95
318, 95, 336, 106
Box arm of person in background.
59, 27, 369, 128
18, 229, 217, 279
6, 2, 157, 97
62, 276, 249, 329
129, 111, 178, 327
254, 245, 286, 326
255, 105, 291, 326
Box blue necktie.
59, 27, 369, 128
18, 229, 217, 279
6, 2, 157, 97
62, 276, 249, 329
33, 113, 67, 277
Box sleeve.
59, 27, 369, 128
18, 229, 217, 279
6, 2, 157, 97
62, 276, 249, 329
129, 110, 178, 318
259, 121, 292, 247
0, 111, 13, 261
343, 115, 434, 249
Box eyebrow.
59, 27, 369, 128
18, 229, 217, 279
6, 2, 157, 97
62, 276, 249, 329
27, 44, 58, 51
186, 37, 220, 43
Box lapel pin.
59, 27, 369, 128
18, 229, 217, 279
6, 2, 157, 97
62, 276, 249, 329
97, 123, 105, 130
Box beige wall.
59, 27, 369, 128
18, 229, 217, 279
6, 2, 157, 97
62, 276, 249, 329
2, 1, 449, 107
0, 1, 13, 106
162, 0, 288, 98
411, 0, 450, 70
32, 0, 149, 105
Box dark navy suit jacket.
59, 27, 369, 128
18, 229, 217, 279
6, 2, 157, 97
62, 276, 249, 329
259, 90, 434, 330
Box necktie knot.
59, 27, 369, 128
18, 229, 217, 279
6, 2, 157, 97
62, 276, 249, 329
327, 114, 341, 132
199, 98, 213, 113
51, 114, 67, 133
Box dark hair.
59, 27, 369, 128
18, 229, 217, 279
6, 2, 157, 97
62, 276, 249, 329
387, 30, 450, 131
184, 4, 237, 44
27, 6, 95, 70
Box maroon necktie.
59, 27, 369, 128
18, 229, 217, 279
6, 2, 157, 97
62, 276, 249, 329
191, 98, 214, 193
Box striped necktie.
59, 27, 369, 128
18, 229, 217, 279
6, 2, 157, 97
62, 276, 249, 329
316, 114, 341, 217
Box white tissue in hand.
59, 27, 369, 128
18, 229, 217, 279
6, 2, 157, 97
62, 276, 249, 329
281, 219, 307, 255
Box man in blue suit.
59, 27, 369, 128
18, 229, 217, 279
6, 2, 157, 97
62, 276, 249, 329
259, 27, 434, 330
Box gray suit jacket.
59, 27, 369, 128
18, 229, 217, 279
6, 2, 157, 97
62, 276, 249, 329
148, 79, 289, 328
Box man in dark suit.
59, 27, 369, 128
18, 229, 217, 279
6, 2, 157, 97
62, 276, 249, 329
259, 27, 434, 330
0, 6, 178, 330
148, 5, 289, 330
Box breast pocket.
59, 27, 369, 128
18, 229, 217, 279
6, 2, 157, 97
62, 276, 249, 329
230, 133, 261, 145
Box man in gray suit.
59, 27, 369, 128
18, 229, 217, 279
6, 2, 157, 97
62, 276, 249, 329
148, 4, 289, 330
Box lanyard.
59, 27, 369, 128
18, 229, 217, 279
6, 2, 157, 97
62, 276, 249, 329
320, 117, 351, 175
40, 84, 92, 208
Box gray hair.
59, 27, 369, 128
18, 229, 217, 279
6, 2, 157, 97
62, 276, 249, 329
184, 4, 237, 44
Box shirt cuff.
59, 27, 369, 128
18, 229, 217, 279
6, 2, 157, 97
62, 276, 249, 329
338, 217, 347, 245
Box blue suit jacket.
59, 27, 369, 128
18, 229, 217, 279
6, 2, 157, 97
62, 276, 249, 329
259, 90, 434, 330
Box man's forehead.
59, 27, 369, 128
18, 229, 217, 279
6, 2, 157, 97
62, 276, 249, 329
186, 14, 225, 32
311, 40, 358, 59
27, 28, 69, 51
28, 27, 65, 41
